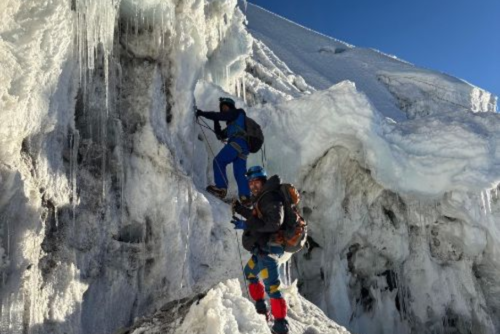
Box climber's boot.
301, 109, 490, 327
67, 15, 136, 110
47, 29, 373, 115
271, 319, 289, 334
206, 185, 227, 199
270, 298, 289, 334
255, 299, 271, 321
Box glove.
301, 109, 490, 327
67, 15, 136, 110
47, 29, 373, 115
195, 109, 204, 119
231, 218, 247, 230
232, 200, 245, 215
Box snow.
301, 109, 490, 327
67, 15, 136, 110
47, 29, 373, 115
242, 4, 500, 334
1, 0, 500, 334
246, 3, 497, 120
240, 81, 500, 198
126, 279, 351, 334
194, 57, 500, 332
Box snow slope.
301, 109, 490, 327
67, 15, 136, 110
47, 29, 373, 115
122, 279, 350, 334
245, 4, 497, 120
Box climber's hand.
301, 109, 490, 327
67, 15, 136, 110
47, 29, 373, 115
230, 218, 247, 230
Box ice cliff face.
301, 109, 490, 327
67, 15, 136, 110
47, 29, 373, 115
0, 1, 499, 334
0, 0, 251, 333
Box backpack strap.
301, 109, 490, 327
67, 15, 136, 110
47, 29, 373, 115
229, 141, 248, 160
228, 110, 248, 141
253, 188, 285, 219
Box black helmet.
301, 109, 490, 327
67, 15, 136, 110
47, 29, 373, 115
219, 97, 236, 109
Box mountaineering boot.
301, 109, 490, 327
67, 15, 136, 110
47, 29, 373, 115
270, 298, 289, 334
271, 319, 289, 334
255, 299, 270, 321
206, 185, 227, 199
239, 195, 252, 207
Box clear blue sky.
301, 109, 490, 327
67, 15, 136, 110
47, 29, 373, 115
248, 0, 500, 100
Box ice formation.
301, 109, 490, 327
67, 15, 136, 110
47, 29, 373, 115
124, 279, 350, 334
245, 4, 500, 334
0, 0, 499, 334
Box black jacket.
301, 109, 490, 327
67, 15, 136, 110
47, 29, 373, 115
198, 108, 244, 140
236, 175, 285, 251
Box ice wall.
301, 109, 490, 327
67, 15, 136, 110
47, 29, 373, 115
2, 0, 500, 334
0, 0, 253, 333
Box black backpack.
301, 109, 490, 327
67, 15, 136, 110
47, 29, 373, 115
244, 116, 264, 153
232, 110, 264, 153
276, 184, 308, 253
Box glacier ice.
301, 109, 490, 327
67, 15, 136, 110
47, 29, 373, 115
1, 0, 500, 334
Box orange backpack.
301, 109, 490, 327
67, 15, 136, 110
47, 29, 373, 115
276, 184, 308, 253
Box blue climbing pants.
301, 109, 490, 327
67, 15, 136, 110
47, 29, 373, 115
244, 246, 285, 299
213, 139, 250, 198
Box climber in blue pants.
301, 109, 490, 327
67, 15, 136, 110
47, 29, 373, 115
196, 97, 251, 205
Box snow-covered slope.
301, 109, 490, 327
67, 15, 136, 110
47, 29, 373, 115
245, 4, 497, 120
121, 279, 350, 334
1, 1, 500, 334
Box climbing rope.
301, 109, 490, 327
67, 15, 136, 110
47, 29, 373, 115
235, 228, 250, 299
195, 115, 250, 299
197, 117, 218, 135
195, 117, 229, 188
261, 143, 267, 168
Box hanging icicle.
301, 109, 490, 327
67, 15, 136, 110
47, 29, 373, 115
242, 76, 247, 104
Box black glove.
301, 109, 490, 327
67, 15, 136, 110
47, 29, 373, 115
195, 109, 204, 119
232, 200, 246, 215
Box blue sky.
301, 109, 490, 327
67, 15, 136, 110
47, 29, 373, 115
248, 0, 500, 100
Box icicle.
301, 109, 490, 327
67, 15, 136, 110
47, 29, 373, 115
101, 114, 107, 200
225, 65, 230, 92
75, 0, 121, 122
219, 21, 223, 42
485, 190, 492, 214
134, 2, 139, 39
54, 206, 59, 229
480, 191, 487, 215
104, 55, 109, 111
236, 77, 241, 98
70, 131, 80, 227
242, 76, 247, 104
